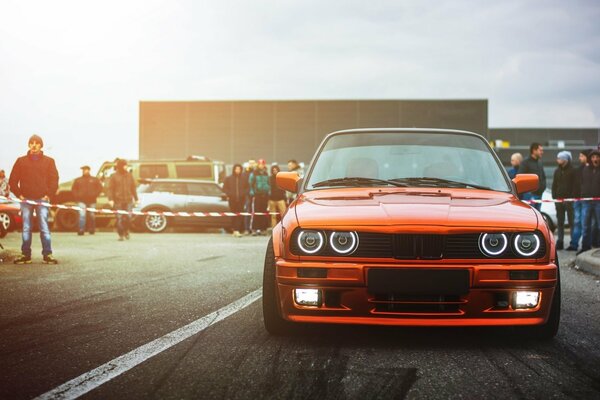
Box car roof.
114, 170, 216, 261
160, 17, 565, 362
326, 128, 484, 139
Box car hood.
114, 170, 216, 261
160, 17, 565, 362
294, 188, 538, 229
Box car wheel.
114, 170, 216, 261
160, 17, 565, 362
0, 211, 12, 232
144, 213, 168, 233
263, 237, 295, 335
55, 209, 79, 231
520, 252, 561, 340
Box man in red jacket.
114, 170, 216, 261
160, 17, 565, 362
9, 134, 59, 264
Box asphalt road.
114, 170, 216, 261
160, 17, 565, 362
0, 232, 599, 400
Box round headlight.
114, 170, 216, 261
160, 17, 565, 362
329, 231, 359, 254
514, 233, 540, 256
479, 233, 508, 256
297, 230, 324, 254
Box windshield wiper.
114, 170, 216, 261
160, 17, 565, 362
312, 177, 408, 188
391, 177, 494, 191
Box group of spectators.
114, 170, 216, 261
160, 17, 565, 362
508, 142, 600, 254
223, 158, 303, 237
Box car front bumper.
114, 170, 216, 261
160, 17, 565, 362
275, 259, 558, 327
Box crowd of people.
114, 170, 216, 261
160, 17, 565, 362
510, 142, 600, 254
223, 158, 303, 238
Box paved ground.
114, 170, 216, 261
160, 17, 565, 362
0, 232, 599, 399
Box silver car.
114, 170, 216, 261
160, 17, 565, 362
133, 179, 230, 233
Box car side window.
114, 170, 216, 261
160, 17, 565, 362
140, 164, 169, 179
188, 183, 223, 197
150, 182, 188, 195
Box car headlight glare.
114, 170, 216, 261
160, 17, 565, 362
297, 230, 324, 254
479, 233, 508, 256
329, 231, 359, 254
514, 233, 540, 256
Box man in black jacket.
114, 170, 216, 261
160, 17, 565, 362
72, 165, 103, 236
223, 164, 249, 237
566, 150, 590, 251
518, 142, 546, 211
9, 134, 59, 264
579, 150, 600, 253
552, 151, 575, 250
107, 159, 138, 241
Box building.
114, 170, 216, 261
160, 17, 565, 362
139, 100, 488, 164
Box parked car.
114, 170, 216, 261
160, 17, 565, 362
0, 200, 21, 237
263, 128, 560, 340
133, 179, 230, 233
53, 157, 226, 231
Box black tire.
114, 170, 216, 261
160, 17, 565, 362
521, 253, 561, 340
55, 209, 79, 231
262, 237, 295, 335
144, 212, 169, 233
541, 213, 556, 233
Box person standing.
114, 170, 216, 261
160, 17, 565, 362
242, 160, 257, 235
268, 164, 287, 228
72, 165, 103, 236
551, 151, 575, 250
249, 159, 270, 235
579, 150, 600, 254
566, 150, 590, 251
9, 134, 59, 264
223, 163, 249, 238
507, 153, 523, 179
0, 169, 10, 197
518, 143, 546, 211
107, 159, 138, 241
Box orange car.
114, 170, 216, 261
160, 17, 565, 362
263, 128, 560, 339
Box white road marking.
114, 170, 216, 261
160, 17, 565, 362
35, 289, 262, 400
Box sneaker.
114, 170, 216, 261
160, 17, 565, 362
14, 254, 32, 265
77, 231, 84, 236
232, 230, 242, 238
43, 254, 58, 264
565, 246, 578, 251
89, 231, 95, 235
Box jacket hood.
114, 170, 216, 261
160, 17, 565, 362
293, 188, 539, 230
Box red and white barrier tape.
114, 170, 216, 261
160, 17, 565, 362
523, 197, 600, 204
0, 196, 279, 217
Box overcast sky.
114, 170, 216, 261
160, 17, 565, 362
1, 0, 599, 181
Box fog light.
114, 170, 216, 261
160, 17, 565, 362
513, 291, 540, 309
294, 288, 321, 307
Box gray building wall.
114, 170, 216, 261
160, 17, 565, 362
139, 100, 488, 164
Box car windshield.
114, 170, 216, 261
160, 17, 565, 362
305, 131, 511, 192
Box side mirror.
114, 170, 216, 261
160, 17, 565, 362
276, 172, 300, 193
512, 174, 539, 195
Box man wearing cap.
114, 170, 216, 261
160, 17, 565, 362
71, 165, 103, 236
517, 142, 546, 211
9, 134, 59, 264
566, 150, 591, 251
552, 151, 575, 250
107, 159, 138, 241
579, 150, 600, 254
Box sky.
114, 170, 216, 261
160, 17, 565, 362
1, 0, 599, 181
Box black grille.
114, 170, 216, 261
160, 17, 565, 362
290, 229, 546, 259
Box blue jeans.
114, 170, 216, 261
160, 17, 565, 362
581, 200, 600, 250
521, 192, 542, 211
78, 202, 96, 233
114, 202, 132, 237
21, 200, 52, 256
571, 201, 583, 248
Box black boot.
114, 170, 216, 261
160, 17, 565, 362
556, 240, 563, 250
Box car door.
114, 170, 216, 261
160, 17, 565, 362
185, 182, 229, 227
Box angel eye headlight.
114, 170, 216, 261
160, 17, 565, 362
479, 233, 508, 256
514, 233, 541, 256
297, 230, 324, 254
329, 231, 359, 254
